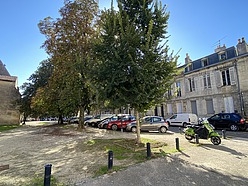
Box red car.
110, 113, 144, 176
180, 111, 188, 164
107, 115, 136, 131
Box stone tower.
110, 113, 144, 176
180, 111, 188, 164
0, 60, 20, 125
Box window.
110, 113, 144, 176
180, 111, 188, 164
201, 58, 209, 67
176, 82, 181, 97
153, 117, 162, 122
187, 64, 193, 72
224, 97, 234, 113
176, 103, 183, 113
215, 67, 236, 87
203, 74, 211, 88
221, 114, 230, 119
219, 52, 226, 61
167, 89, 172, 97
188, 78, 195, 92
167, 104, 173, 114
206, 99, 214, 114
211, 114, 220, 120
170, 114, 177, 119
222, 69, 231, 86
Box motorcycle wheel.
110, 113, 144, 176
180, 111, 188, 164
211, 136, 221, 145
185, 134, 193, 140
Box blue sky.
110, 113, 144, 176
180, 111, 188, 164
0, 0, 247, 87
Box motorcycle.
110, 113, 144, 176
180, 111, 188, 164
184, 120, 221, 145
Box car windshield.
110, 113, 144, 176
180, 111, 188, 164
94, 115, 100, 119
111, 116, 118, 121
170, 115, 177, 119
211, 114, 220, 120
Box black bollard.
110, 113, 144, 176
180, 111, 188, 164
146, 142, 151, 159
44, 164, 52, 186
108, 150, 113, 170
222, 129, 226, 139
175, 138, 180, 150
195, 134, 199, 144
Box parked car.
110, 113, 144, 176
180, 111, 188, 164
207, 113, 247, 131
165, 113, 198, 127
69, 116, 79, 124
69, 115, 93, 124
98, 114, 132, 129
85, 114, 115, 127
126, 116, 169, 133
107, 115, 135, 131
98, 116, 118, 129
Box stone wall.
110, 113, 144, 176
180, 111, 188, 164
0, 76, 20, 125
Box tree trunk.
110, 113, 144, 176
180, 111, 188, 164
135, 109, 141, 144
58, 115, 63, 125
78, 105, 85, 130
22, 113, 26, 125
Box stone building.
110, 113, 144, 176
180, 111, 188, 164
152, 37, 248, 119
0, 60, 20, 125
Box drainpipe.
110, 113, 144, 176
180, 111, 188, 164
234, 60, 245, 116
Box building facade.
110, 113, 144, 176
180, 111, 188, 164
0, 60, 20, 125
152, 37, 248, 119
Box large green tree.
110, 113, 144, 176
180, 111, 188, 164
20, 60, 53, 123
95, 0, 179, 143
38, 0, 99, 129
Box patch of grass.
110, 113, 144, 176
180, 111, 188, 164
0, 125, 20, 132
24, 175, 65, 186
84, 137, 171, 177
93, 165, 126, 178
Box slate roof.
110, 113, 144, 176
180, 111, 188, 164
184, 46, 237, 73
0, 60, 10, 76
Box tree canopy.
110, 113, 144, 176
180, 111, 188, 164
36, 0, 99, 127
94, 0, 178, 142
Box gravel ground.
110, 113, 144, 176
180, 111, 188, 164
0, 122, 248, 186
0, 123, 138, 185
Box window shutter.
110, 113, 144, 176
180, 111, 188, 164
194, 77, 198, 91
229, 67, 236, 85
209, 72, 214, 88
199, 76, 203, 90
215, 70, 222, 87
184, 79, 189, 92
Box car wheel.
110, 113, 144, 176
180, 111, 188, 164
103, 124, 108, 129
131, 127, 137, 133
211, 136, 221, 145
159, 126, 167, 133
230, 124, 238, 131
91, 122, 96, 127
111, 124, 118, 131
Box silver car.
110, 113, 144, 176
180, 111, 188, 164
126, 116, 169, 133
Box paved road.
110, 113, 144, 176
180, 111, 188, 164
78, 157, 248, 186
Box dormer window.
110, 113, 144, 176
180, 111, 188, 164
201, 58, 209, 67
219, 51, 226, 61
187, 63, 193, 71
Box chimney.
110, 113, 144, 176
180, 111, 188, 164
185, 53, 192, 64
236, 37, 248, 56
215, 44, 226, 53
